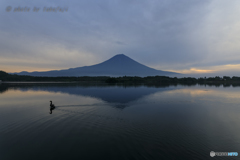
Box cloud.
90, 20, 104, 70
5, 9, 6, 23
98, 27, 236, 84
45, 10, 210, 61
1, 0, 240, 75
170, 68, 215, 74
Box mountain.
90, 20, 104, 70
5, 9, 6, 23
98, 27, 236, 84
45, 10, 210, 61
14, 54, 179, 77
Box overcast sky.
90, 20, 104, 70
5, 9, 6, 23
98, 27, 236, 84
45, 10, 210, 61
1, 0, 240, 76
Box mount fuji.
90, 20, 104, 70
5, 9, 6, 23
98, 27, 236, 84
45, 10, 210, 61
14, 54, 179, 77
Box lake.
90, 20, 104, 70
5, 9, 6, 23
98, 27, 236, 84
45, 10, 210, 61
0, 83, 239, 160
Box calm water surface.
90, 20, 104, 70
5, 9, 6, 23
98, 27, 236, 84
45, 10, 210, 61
0, 83, 240, 160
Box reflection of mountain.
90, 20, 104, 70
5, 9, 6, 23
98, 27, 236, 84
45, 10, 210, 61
20, 86, 174, 104
14, 54, 179, 77
1, 84, 177, 108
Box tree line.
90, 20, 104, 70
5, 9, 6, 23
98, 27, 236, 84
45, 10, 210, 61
1, 70, 240, 84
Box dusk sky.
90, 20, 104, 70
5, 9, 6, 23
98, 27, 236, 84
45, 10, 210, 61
1, 0, 240, 76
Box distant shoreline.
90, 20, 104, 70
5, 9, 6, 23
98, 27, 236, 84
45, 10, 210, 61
1, 70, 240, 85
1, 81, 106, 84
1, 81, 77, 83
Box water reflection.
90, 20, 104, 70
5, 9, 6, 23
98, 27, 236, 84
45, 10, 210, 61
49, 106, 55, 114
0, 83, 178, 109
1, 83, 240, 160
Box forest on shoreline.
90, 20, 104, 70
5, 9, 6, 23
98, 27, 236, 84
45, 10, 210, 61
1, 70, 240, 85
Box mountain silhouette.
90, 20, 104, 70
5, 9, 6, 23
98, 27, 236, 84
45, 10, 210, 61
15, 54, 179, 77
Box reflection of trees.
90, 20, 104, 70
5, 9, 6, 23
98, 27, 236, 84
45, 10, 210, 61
0, 83, 173, 89
0, 84, 9, 94
1, 82, 239, 92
